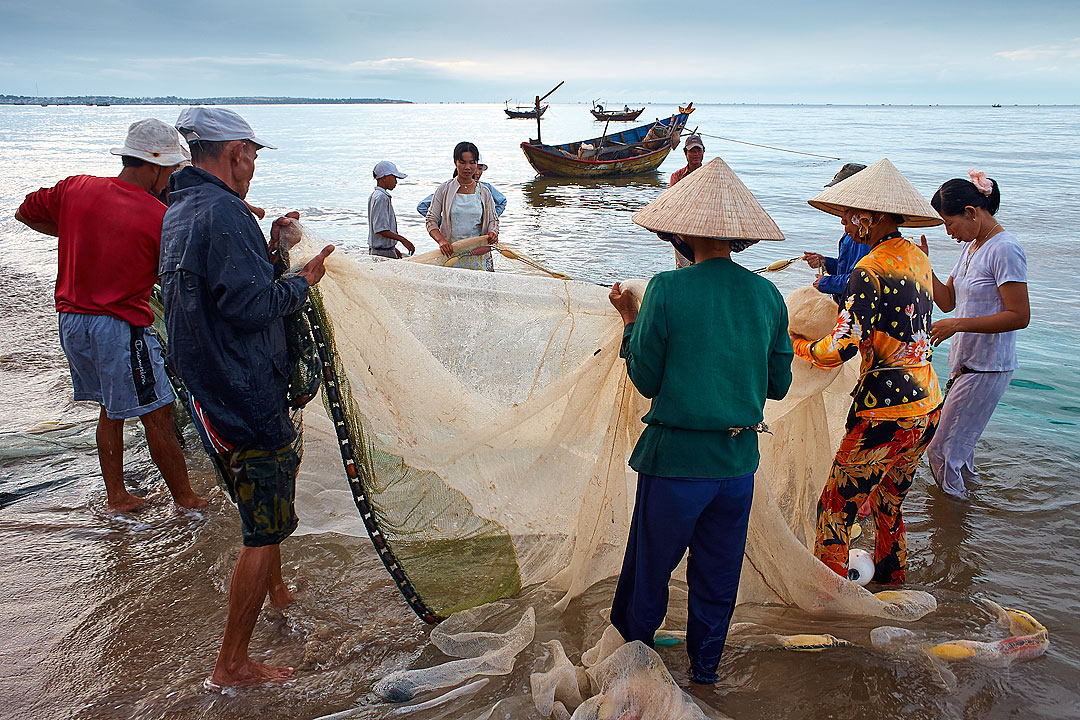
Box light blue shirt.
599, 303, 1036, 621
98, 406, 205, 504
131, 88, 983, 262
418, 181, 506, 220
368, 186, 397, 250
449, 193, 484, 242
946, 230, 1027, 373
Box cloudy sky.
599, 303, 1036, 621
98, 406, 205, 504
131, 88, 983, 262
1, 0, 1077, 104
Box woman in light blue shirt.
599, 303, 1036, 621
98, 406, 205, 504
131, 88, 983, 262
920, 172, 1029, 499
424, 142, 500, 271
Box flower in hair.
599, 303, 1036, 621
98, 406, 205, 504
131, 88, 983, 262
968, 168, 993, 196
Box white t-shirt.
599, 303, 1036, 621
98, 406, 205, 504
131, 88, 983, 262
946, 230, 1027, 373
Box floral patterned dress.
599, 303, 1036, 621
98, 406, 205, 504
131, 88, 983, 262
792, 234, 944, 584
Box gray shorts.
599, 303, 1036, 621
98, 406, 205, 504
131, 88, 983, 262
369, 247, 399, 259
58, 312, 175, 419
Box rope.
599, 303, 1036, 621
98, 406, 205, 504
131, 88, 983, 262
692, 131, 840, 161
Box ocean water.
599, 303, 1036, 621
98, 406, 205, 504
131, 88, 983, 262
0, 103, 1077, 719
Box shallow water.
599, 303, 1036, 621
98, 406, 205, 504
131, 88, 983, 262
0, 103, 1077, 719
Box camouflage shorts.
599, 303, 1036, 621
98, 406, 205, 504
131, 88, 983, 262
213, 446, 299, 547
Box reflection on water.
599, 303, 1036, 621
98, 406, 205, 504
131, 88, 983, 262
520, 174, 666, 210
1, 104, 1079, 719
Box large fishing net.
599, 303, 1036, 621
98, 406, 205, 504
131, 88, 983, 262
230, 231, 1049, 717
292, 233, 933, 623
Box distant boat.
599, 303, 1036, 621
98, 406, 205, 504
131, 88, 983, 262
521, 111, 691, 178
991, 103, 1002, 108
591, 101, 645, 121
504, 102, 548, 119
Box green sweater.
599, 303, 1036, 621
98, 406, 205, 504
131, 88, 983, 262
621, 257, 793, 478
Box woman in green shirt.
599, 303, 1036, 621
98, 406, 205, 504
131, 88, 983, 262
608, 158, 792, 685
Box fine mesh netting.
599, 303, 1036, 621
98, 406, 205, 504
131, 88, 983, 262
122, 230, 1054, 717
290, 231, 936, 623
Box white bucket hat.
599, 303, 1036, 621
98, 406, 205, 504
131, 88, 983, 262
110, 119, 188, 167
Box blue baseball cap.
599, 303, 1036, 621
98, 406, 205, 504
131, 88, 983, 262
174, 107, 276, 149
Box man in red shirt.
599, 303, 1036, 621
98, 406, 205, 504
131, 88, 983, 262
15, 119, 206, 512
669, 134, 706, 267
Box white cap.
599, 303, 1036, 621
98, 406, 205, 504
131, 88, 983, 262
374, 160, 407, 179
109, 119, 188, 166
476, 152, 488, 171
174, 107, 276, 149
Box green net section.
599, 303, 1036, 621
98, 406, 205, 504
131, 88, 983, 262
307, 288, 521, 619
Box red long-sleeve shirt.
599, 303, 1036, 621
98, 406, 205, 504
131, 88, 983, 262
18, 175, 166, 327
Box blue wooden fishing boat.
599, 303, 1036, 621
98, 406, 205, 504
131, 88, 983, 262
521, 111, 692, 177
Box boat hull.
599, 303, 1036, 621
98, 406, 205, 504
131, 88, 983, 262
521, 142, 673, 177
521, 111, 690, 177
505, 105, 548, 119
591, 108, 644, 121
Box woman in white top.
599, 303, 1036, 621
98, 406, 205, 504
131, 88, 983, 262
425, 141, 500, 271
919, 171, 1029, 499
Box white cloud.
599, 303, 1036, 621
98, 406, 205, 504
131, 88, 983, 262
134, 54, 484, 77
996, 39, 1080, 62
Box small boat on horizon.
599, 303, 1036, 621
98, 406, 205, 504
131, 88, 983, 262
521, 111, 692, 178
504, 102, 548, 119
591, 101, 645, 121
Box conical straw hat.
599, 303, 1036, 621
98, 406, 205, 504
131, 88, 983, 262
632, 157, 784, 241
808, 158, 942, 228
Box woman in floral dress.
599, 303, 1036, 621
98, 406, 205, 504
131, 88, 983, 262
790, 159, 944, 585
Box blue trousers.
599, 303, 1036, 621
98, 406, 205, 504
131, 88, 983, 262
610, 471, 754, 684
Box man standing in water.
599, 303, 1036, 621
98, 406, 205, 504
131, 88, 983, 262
669, 134, 705, 268
15, 119, 206, 512
609, 158, 792, 685
160, 107, 333, 686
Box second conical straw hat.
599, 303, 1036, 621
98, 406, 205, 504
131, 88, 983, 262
632, 157, 784, 241
808, 158, 942, 228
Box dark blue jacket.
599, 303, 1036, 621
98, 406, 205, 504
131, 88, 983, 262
817, 232, 871, 304
159, 167, 309, 450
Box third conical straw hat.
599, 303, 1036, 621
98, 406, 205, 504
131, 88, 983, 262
807, 158, 942, 228
632, 157, 784, 241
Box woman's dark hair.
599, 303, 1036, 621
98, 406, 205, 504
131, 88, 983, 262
451, 141, 480, 178
931, 177, 1001, 217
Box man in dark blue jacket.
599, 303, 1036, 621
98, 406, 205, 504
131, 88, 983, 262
802, 163, 870, 304
160, 107, 333, 688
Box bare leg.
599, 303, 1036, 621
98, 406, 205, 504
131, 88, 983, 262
267, 544, 294, 609
211, 545, 294, 686
96, 407, 144, 512
140, 404, 207, 508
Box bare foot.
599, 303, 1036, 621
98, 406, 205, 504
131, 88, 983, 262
108, 493, 146, 512
173, 493, 209, 509
210, 659, 294, 687
269, 582, 294, 610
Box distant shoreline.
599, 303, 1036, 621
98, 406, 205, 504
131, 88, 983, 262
0, 95, 411, 106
